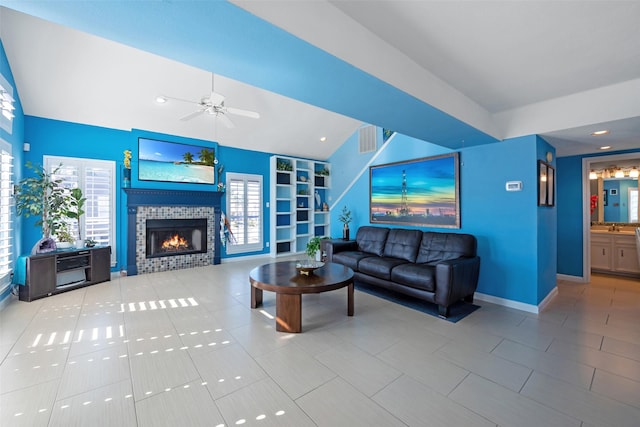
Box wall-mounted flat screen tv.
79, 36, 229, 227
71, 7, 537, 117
138, 137, 215, 184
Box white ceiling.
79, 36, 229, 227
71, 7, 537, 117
1, 1, 640, 159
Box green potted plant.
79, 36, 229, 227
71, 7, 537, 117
306, 236, 325, 263
338, 205, 352, 240
15, 162, 69, 253
62, 187, 86, 247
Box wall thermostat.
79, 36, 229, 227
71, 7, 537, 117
506, 181, 523, 191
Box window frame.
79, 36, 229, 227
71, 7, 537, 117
225, 172, 263, 255
44, 155, 117, 265
0, 138, 13, 287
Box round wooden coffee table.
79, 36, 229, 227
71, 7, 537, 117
249, 261, 354, 333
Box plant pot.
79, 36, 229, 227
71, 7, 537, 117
343, 224, 350, 240
123, 167, 131, 188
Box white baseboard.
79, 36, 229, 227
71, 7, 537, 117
220, 253, 272, 263
475, 286, 559, 314
556, 273, 587, 283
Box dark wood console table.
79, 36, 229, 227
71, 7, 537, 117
19, 246, 111, 302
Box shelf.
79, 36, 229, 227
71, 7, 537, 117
271, 156, 331, 257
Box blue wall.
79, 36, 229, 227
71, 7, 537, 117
0, 39, 25, 305
23, 117, 275, 270
329, 131, 556, 306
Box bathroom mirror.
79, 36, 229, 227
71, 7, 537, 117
590, 178, 639, 223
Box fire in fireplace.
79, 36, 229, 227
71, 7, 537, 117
146, 218, 208, 258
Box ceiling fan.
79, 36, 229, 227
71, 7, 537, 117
164, 73, 260, 128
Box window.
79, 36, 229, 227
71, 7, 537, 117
629, 188, 638, 223
45, 156, 116, 265
0, 139, 13, 285
226, 172, 263, 254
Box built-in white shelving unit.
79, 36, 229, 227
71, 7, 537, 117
270, 155, 330, 257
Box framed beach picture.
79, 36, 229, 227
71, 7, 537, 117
138, 138, 215, 184
370, 153, 460, 228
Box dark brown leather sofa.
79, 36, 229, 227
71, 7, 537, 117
324, 226, 480, 317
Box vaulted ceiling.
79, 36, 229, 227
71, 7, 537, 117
1, 1, 639, 159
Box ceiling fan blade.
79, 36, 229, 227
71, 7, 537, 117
217, 113, 235, 129
226, 106, 260, 119
180, 109, 205, 121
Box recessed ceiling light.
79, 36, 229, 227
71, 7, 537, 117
591, 130, 609, 136
155, 96, 167, 104
599, 146, 611, 150
320, 137, 327, 142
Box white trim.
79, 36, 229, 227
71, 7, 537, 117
225, 172, 263, 255
582, 152, 640, 283
475, 287, 559, 314
220, 253, 272, 264
557, 273, 587, 283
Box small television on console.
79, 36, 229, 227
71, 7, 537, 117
138, 137, 215, 184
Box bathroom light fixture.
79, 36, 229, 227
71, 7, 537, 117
589, 170, 598, 180
591, 130, 609, 136
630, 168, 639, 178
614, 169, 625, 178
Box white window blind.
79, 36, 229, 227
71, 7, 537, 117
226, 172, 263, 254
45, 156, 116, 265
0, 140, 13, 282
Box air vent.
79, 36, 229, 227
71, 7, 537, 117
359, 125, 377, 154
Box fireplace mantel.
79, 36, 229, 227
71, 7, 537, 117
124, 188, 223, 275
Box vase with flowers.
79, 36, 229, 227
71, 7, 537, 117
123, 149, 132, 188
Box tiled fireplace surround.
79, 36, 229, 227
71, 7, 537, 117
124, 189, 222, 275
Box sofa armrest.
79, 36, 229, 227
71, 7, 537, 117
434, 256, 481, 307
322, 239, 357, 262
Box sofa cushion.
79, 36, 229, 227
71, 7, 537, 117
390, 263, 436, 292
356, 226, 389, 257
358, 256, 409, 281
416, 232, 477, 264
383, 228, 422, 262
332, 251, 374, 271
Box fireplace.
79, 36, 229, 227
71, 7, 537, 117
146, 218, 207, 258
124, 189, 222, 276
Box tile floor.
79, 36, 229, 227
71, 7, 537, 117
1, 260, 640, 426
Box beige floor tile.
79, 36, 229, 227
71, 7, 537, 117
314, 342, 401, 397
521, 371, 640, 427
128, 339, 200, 401
49, 379, 136, 427
0, 346, 67, 394
450, 373, 581, 427
136, 379, 225, 427
492, 339, 595, 389
547, 339, 640, 381
373, 374, 497, 427
57, 344, 131, 400
216, 377, 316, 427
377, 340, 469, 395
192, 343, 267, 399
601, 335, 640, 361
591, 369, 640, 409
435, 341, 532, 392
255, 342, 336, 399
1, 263, 639, 426
296, 377, 405, 426
0, 379, 59, 427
